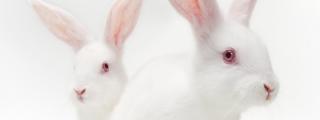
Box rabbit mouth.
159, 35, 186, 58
77, 96, 85, 103
75, 94, 88, 103
265, 92, 273, 101
264, 90, 278, 104
265, 89, 274, 101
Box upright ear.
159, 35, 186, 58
105, 0, 143, 48
31, 0, 88, 51
228, 0, 257, 26
169, 0, 221, 32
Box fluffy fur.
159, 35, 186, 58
110, 0, 279, 120
30, 0, 142, 120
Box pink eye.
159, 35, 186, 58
102, 63, 109, 73
223, 48, 236, 64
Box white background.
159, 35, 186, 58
0, 0, 318, 120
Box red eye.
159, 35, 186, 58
102, 63, 109, 73
223, 48, 236, 64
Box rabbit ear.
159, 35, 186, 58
105, 0, 143, 48
228, 0, 257, 26
169, 0, 221, 32
31, 0, 88, 51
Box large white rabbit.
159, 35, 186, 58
110, 0, 279, 120
30, 0, 142, 120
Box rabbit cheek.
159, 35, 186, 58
234, 76, 265, 105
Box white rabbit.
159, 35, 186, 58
110, 0, 279, 120
30, 0, 143, 120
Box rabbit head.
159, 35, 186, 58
169, 0, 279, 111
31, 0, 142, 109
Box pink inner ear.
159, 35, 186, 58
105, 0, 142, 48
189, 0, 203, 21
170, 0, 221, 28
31, 0, 87, 51
171, 0, 204, 24
107, 2, 125, 47
111, 21, 123, 47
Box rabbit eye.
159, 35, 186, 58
223, 48, 236, 64
101, 63, 109, 73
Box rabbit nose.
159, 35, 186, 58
264, 84, 273, 93
264, 84, 274, 100
74, 88, 86, 96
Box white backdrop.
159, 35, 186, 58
0, 0, 318, 120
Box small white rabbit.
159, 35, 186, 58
30, 0, 143, 120
110, 0, 279, 120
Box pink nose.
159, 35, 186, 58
264, 84, 274, 100
264, 84, 273, 93
74, 88, 86, 96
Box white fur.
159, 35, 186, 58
71, 42, 126, 120
31, 0, 142, 120
110, 0, 279, 120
